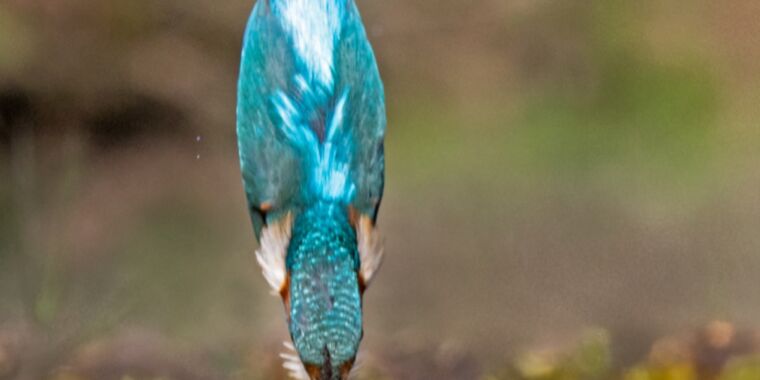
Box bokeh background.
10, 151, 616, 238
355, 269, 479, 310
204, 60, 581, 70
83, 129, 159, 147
2, 0, 760, 379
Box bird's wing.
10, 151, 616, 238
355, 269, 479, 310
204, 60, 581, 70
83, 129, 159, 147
335, 6, 386, 223
237, 2, 303, 239
335, 6, 387, 286
237, 2, 386, 240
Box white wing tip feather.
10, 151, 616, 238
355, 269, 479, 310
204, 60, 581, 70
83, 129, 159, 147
256, 213, 293, 295
357, 216, 384, 286
281, 341, 310, 380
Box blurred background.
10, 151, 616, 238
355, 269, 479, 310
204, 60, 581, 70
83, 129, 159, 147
2, 0, 760, 379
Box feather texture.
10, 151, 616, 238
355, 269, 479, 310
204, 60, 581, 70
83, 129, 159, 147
282, 341, 311, 380
357, 215, 383, 286
277, 0, 342, 86
255, 213, 293, 294
237, 0, 386, 377
237, 0, 386, 226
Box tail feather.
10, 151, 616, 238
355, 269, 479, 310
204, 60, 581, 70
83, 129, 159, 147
281, 341, 310, 380
357, 215, 383, 286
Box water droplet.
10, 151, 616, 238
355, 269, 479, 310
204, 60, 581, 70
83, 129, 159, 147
196, 154, 201, 160
195, 135, 202, 142
371, 25, 385, 38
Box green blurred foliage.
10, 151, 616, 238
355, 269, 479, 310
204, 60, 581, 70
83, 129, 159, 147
720, 357, 760, 380
487, 327, 760, 380
487, 329, 612, 380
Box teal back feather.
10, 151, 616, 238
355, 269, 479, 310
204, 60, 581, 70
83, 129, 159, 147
237, 0, 385, 235
236, 0, 385, 375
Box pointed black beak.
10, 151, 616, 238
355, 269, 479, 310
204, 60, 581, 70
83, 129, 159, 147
303, 347, 355, 380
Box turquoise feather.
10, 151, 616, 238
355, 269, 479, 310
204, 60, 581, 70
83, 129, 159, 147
236, 0, 385, 377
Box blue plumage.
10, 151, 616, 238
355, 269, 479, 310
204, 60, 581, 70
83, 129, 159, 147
236, 0, 385, 378
287, 202, 362, 366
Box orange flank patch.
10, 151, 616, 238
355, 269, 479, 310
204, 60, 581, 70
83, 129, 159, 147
356, 213, 383, 287
357, 271, 367, 295
304, 363, 321, 379
280, 273, 291, 317
340, 357, 356, 378
347, 205, 360, 228
358, 215, 373, 235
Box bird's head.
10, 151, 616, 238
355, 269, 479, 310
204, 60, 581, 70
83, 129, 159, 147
284, 203, 364, 379
287, 271, 363, 380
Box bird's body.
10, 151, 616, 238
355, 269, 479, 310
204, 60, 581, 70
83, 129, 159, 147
236, 0, 385, 378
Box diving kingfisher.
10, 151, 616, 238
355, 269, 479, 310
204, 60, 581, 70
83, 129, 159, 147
236, 0, 386, 379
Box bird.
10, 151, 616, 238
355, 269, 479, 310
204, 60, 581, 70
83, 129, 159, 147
235, 0, 386, 379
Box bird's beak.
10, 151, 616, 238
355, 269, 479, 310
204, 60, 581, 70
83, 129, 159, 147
339, 359, 355, 379
303, 357, 355, 380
